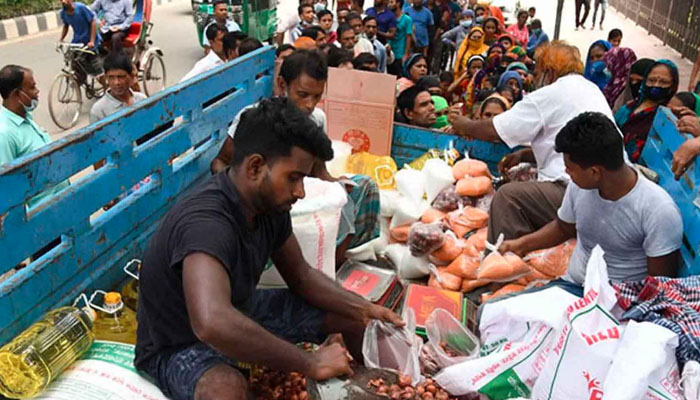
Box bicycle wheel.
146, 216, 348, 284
141, 52, 167, 97
48, 73, 82, 130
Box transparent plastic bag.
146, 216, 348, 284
447, 204, 489, 238
363, 308, 423, 385
423, 309, 480, 372
427, 265, 463, 291
408, 222, 445, 257
477, 234, 530, 282
505, 162, 537, 183
431, 184, 472, 212
523, 239, 577, 278
429, 231, 465, 265
395, 167, 425, 206
423, 159, 455, 204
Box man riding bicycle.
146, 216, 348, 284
59, 0, 103, 84
90, 0, 134, 53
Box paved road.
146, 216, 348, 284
536, 0, 693, 85
1, 0, 695, 140
0, 0, 201, 139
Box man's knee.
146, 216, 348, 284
194, 364, 249, 400
491, 182, 526, 209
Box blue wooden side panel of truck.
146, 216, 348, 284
0, 47, 274, 343
641, 107, 700, 277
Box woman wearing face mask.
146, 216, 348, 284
454, 26, 489, 81
601, 47, 637, 108
482, 17, 501, 46
584, 40, 612, 90
441, 9, 474, 50
397, 53, 429, 94
612, 58, 655, 113
615, 59, 679, 162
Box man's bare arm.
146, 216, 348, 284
448, 111, 502, 142
183, 252, 352, 379
60, 25, 69, 42
500, 218, 576, 257
647, 251, 680, 278
272, 235, 403, 326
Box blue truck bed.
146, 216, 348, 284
0, 47, 696, 344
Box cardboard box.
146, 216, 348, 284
323, 68, 396, 156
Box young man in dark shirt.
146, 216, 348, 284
135, 97, 403, 400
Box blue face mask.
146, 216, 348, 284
461, 20, 473, 28
476, 16, 484, 24
533, 28, 542, 36
19, 90, 38, 112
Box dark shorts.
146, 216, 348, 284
139, 289, 326, 400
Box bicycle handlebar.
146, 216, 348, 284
56, 42, 96, 56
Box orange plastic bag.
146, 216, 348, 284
477, 234, 530, 282
461, 279, 489, 293
455, 176, 493, 197
421, 208, 447, 224
444, 253, 480, 280
428, 267, 463, 291
448, 206, 489, 238
480, 283, 526, 302
515, 267, 556, 286
466, 227, 488, 252
430, 233, 463, 264
390, 224, 411, 243
524, 239, 577, 278
452, 158, 491, 180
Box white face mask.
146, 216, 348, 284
19, 89, 38, 112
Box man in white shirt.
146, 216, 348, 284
181, 24, 227, 82
347, 12, 375, 56
501, 111, 682, 285
275, 0, 314, 45
448, 42, 620, 243
202, 0, 241, 54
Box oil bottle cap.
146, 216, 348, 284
83, 307, 97, 322
104, 292, 122, 306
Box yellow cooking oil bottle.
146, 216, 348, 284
121, 259, 140, 311
346, 152, 398, 190
0, 296, 96, 399
90, 290, 137, 345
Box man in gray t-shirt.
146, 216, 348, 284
501, 112, 682, 285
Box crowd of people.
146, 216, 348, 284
4, 0, 700, 397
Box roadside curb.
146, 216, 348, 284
0, 0, 187, 42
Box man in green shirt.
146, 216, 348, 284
388, 0, 413, 76
0, 65, 68, 209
